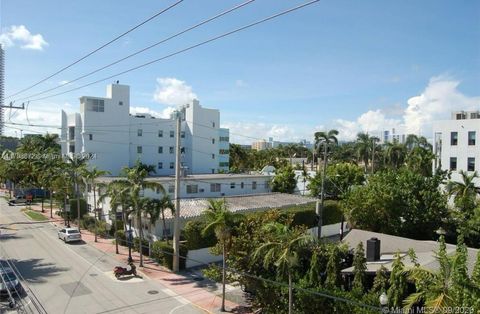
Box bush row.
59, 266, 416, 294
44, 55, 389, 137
151, 241, 188, 270
183, 200, 343, 250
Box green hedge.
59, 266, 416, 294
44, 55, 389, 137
115, 230, 127, 246
69, 198, 88, 220
151, 241, 188, 270
182, 220, 217, 250
279, 200, 343, 228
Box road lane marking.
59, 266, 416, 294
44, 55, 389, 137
161, 288, 189, 305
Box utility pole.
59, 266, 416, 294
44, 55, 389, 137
371, 137, 375, 174
172, 111, 181, 272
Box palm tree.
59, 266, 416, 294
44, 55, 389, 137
82, 167, 110, 242
355, 132, 378, 173
122, 163, 164, 267
314, 129, 339, 239
64, 155, 87, 230
202, 199, 242, 312
384, 141, 407, 169
144, 196, 174, 242
253, 222, 311, 314
98, 180, 132, 254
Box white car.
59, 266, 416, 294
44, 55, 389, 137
58, 228, 82, 243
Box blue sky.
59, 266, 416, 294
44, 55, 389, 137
1, 0, 479, 143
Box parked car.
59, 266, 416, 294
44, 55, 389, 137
7, 195, 32, 206
0, 263, 21, 297
58, 228, 82, 243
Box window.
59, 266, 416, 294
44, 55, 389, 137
155, 186, 161, 194
87, 184, 92, 193
88, 134, 93, 141
220, 136, 229, 142
168, 185, 175, 193
468, 158, 475, 171
169, 146, 174, 154
158, 162, 163, 170
158, 146, 163, 154
86, 98, 105, 112
252, 181, 257, 190
265, 181, 270, 189
212, 138, 215, 144
471, 112, 480, 119
210, 183, 221, 192
170, 162, 174, 169
69, 145, 75, 153
219, 162, 229, 167
240, 182, 244, 189
137, 146, 142, 154
137, 129, 142, 137
212, 122, 216, 128
68, 126, 75, 140
468, 131, 476, 146
451, 132, 458, 146
450, 157, 457, 171
456, 113, 466, 120
230, 182, 235, 189
170, 131, 174, 138
211, 169, 215, 174
158, 130, 163, 137
212, 154, 215, 159
186, 185, 198, 194
119, 101, 123, 106
181, 131, 185, 138
219, 149, 229, 155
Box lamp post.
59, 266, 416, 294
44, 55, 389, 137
128, 218, 133, 263
379, 292, 388, 313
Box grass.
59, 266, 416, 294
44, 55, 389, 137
24, 210, 48, 221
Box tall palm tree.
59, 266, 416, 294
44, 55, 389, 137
121, 164, 164, 267
314, 129, 339, 239
98, 180, 132, 254
253, 222, 311, 314
355, 132, 376, 173
202, 199, 242, 312
82, 167, 110, 242
65, 155, 87, 230
446, 170, 480, 202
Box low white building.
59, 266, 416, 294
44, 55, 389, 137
61, 83, 230, 176
433, 110, 480, 184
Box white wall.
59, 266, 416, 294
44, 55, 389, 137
433, 117, 480, 185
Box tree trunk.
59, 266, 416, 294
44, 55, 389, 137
221, 242, 226, 312
138, 212, 144, 267
75, 180, 81, 232
49, 189, 53, 218
288, 271, 293, 314
93, 184, 97, 242
161, 210, 167, 241
41, 189, 45, 213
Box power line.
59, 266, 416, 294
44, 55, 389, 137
12, 0, 256, 103
5, 0, 184, 100
25, 0, 321, 103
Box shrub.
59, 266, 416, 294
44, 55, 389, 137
109, 220, 124, 237
182, 220, 217, 250
133, 237, 150, 256
81, 215, 96, 230
278, 201, 343, 228
151, 240, 188, 270
115, 230, 127, 246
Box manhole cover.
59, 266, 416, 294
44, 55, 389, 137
147, 290, 159, 295
193, 277, 204, 281
89, 273, 98, 277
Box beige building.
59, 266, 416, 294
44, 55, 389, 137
252, 139, 272, 151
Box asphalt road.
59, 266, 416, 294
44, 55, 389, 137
0, 198, 204, 314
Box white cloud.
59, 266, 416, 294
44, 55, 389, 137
130, 106, 176, 119
0, 25, 48, 50
153, 78, 197, 106
333, 76, 480, 141
223, 122, 317, 145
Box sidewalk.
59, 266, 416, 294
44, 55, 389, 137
25, 202, 253, 314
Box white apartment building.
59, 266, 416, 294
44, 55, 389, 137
433, 110, 480, 184
61, 83, 230, 175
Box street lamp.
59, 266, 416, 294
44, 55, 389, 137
127, 218, 133, 263
379, 292, 388, 313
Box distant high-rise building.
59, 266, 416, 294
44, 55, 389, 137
0, 45, 5, 135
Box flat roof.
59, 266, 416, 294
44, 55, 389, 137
96, 173, 272, 183
341, 229, 479, 275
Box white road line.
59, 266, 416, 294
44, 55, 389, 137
169, 303, 188, 314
